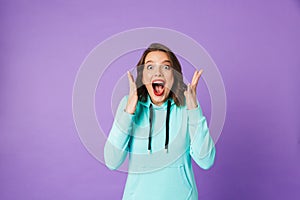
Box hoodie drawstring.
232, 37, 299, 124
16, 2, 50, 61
148, 104, 153, 153
165, 100, 171, 152
148, 100, 171, 153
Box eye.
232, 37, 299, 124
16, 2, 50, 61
162, 65, 170, 70
146, 65, 153, 70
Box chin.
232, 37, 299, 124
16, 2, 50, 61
149, 91, 170, 106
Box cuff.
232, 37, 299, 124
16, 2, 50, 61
187, 106, 203, 124
115, 109, 135, 134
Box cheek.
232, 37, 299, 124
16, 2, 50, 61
142, 70, 151, 84
166, 72, 174, 87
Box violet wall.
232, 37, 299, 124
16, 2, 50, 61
1, 0, 299, 199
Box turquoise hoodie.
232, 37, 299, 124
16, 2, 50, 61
104, 95, 216, 200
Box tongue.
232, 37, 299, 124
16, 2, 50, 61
154, 85, 164, 96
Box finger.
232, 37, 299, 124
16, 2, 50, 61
190, 71, 199, 90
192, 69, 203, 88
127, 71, 134, 84
191, 71, 198, 86
191, 70, 202, 85
198, 69, 203, 78
187, 83, 191, 93
128, 71, 138, 96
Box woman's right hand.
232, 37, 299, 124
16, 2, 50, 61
125, 71, 138, 114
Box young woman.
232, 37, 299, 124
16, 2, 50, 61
104, 43, 216, 200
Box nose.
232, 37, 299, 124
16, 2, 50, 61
154, 65, 163, 77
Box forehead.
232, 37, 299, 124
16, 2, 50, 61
144, 51, 170, 63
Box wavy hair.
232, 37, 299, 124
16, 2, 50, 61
135, 43, 187, 106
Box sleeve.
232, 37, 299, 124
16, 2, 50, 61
187, 104, 216, 170
104, 96, 134, 170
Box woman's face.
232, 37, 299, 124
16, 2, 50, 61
142, 51, 174, 106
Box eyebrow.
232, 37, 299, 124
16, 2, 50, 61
145, 60, 171, 64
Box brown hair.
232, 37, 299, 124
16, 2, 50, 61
135, 43, 187, 106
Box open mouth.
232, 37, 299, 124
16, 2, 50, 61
152, 80, 165, 96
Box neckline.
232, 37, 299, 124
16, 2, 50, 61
139, 95, 174, 109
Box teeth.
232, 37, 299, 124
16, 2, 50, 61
152, 80, 165, 84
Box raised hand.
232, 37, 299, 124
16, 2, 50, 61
125, 71, 138, 114
184, 69, 203, 110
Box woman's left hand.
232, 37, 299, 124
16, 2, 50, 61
184, 69, 203, 110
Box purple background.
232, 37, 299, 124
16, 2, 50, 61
1, 0, 299, 199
